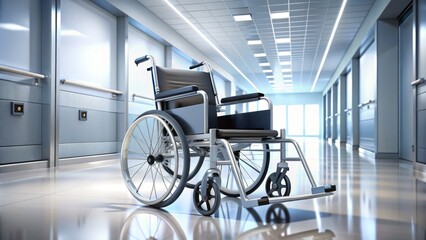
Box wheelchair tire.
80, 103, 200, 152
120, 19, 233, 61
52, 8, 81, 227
193, 180, 221, 216
219, 143, 270, 197
121, 110, 189, 208
265, 172, 291, 197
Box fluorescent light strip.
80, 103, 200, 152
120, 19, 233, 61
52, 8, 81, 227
271, 12, 289, 19
266, 76, 274, 79
259, 62, 270, 66
283, 74, 292, 78
254, 53, 267, 57
280, 61, 291, 65
282, 68, 291, 73
263, 69, 272, 73
311, 0, 347, 92
248, 40, 262, 45
163, 0, 259, 91
234, 14, 252, 22
278, 51, 291, 56
276, 38, 290, 44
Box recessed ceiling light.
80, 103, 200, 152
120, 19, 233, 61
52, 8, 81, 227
278, 51, 291, 56
271, 12, 289, 20
248, 40, 262, 45
259, 62, 270, 67
234, 14, 252, 22
280, 61, 291, 65
276, 38, 290, 44
282, 68, 291, 73
263, 69, 272, 73
254, 53, 267, 57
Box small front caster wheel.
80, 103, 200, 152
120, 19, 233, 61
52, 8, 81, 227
193, 180, 221, 216
265, 172, 291, 197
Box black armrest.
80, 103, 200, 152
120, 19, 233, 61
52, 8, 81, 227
221, 93, 264, 104
155, 85, 199, 99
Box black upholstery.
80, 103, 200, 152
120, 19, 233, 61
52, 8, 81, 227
156, 85, 198, 99
155, 66, 218, 133
154, 66, 273, 137
220, 93, 264, 104
216, 129, 278, 139
156, 66, 216, 106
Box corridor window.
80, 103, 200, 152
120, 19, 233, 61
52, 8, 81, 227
273, 105, 286, 131
273, 104, 320, 137
305, 104, 320, 135
288, 105, 304, 135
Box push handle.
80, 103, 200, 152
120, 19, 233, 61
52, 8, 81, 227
411, 78, 425, 86
189, 62, 205, 70
135, 55, 150, 66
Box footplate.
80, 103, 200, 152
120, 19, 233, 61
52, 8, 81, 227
312, 185, 337, 194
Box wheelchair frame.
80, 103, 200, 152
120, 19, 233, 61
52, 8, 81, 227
121, 55, 335, 216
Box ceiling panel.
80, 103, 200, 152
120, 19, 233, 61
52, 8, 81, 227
137, 0, 375, 93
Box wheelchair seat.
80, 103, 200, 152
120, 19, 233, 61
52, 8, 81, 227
215, 129, 278, 139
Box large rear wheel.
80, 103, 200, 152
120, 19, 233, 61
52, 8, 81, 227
218, 143, 270, 197
121, 110, 189, 207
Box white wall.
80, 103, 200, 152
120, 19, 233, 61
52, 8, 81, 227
127, 24, 165, 122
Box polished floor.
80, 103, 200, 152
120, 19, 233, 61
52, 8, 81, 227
0, 139, 425, 240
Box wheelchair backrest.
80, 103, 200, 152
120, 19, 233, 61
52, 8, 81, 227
154, 66, 219, 134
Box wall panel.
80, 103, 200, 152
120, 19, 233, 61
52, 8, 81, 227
0, 0, 43, 165
59, 0, 119, 158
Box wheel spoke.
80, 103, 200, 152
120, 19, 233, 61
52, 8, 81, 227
238, 150, 261, 173
131, 134, 149, 157
130, 161, 148, 179
136, 124, 151, 155
136, 165, 152, 193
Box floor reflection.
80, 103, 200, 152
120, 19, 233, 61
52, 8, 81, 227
1, 139, 425, 239
120, 198, 335, 240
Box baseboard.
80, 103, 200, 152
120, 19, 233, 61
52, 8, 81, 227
358, 148, 375, 158
346, 143, 359, 150
0, 160, 49, 173
375, 153, 399, 159
59, 153, 119, 166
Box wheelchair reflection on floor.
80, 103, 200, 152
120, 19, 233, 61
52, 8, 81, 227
121, 55, 336, 216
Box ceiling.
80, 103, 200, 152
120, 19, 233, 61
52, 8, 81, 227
137, 0, 376, 94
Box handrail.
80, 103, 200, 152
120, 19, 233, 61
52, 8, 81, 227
344, 108, 352, 112
60, 79, 122, 96
411, 78, 425, 86
132, 93, 154, 102
0, 65, 45, 79
357, 99, 375, 108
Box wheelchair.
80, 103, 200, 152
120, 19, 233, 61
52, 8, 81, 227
121, 55, 336, 216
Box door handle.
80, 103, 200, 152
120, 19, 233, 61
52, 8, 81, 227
411, 78, 425, 86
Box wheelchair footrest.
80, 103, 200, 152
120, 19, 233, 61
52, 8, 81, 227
312, 185, 336, 194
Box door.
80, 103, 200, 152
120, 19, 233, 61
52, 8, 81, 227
346, 70, 353, 144
399, 11, 414, 161
415, 0, 426, 165
359, 42, 377, 152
